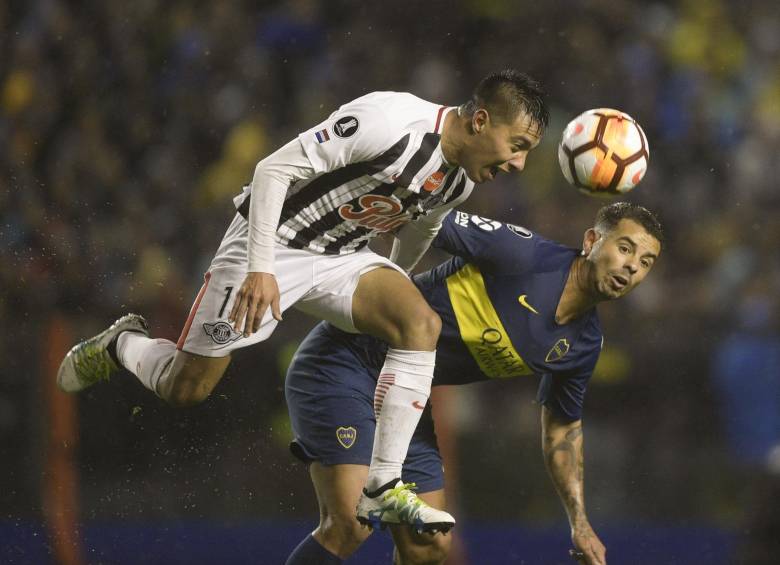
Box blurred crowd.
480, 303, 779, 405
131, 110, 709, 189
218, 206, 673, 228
2, 0, 779, 559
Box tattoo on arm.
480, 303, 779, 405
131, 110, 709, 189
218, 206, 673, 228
543, 414, 587, 528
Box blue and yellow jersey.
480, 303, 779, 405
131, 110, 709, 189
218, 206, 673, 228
411, 210, 601, 421
303, 210, 602, 421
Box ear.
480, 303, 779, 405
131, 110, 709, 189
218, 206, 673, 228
582, 228, 600, 256
472, 108, 489, 133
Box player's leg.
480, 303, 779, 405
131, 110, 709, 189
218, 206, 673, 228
117, 337, 231, 407
286, 463, 372, 564
284, 322, 384, 563
291, 250, 451, 530
350, 267, 453, 530
57, 268, 243, 406
58, 215, 312, 404
351, 266, 441, 350
352, 267, 440, 491
389, 489, 451, 565
387, 398, 451, 564
57, 215, 247, 403
56, 313, 233, 406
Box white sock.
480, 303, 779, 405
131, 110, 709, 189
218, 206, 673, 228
366, 348, 435, 492
116, 332, 176, 397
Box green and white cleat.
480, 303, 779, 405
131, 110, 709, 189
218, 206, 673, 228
356, 479, 455, 533
57, 314, 149, 393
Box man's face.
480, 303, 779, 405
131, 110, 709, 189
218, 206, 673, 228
582, 218, 661, 300
460, 110, 543, 184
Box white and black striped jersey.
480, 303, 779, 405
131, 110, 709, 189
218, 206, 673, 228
234, 92, 475, 255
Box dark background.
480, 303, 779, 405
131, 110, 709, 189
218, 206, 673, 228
2, 1, 779, 563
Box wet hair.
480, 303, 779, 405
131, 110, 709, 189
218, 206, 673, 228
461, 69, 549, 132
595, 201, 664, 249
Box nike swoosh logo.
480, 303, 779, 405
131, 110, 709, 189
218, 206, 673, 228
412, 400, 426, 410
518, 294, 539, 315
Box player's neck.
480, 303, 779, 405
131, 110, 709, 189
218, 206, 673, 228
440, 107, 466, 166
555, 257, 598, 324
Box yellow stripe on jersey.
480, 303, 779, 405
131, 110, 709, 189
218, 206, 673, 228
446, 264, 532, 378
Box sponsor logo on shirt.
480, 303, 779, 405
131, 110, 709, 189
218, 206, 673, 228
336, 426, 357, 449
454, 211, 470, 227
473, 327, 528, 376
338, 194, 410, 232
423, 171, 445, 192
471, 215, 502, 231
446, 264, 533, 378
518, 294, 540, 315
333, 116, 359, 138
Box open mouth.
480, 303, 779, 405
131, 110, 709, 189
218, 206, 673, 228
610, 274, 629, 290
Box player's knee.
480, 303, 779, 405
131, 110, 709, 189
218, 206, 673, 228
395, 532, 451, 565
398, 306, 441, 350
318, 514, 371, 557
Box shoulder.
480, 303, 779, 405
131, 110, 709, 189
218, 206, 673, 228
532, 236, 580, 272
341, 92, 443, 131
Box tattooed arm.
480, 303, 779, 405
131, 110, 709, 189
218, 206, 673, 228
541, 405, 607, 565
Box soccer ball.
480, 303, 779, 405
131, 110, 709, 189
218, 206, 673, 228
558, 108, 649, 197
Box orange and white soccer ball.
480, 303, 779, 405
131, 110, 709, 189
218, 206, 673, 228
558, 108, 649, 197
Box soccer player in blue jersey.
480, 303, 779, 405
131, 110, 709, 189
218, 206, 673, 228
57, 70, 548, 531
284, 202, 663, 565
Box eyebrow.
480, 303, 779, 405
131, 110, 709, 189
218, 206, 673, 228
617, 236, 658, 259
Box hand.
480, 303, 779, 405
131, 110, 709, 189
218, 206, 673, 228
571, 522, 606, 565
228, 272, 282, 336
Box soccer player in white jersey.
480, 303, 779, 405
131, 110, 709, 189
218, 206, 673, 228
57, 69, 549, 531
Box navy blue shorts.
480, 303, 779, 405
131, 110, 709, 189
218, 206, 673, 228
285, 322, 444, 493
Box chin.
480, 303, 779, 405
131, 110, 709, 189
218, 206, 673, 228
464, 169, 481, 183
596, 282, 620, 301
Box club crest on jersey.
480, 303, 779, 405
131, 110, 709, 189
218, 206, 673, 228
333, 116, 359, 138
339, 194, 408, 232
546, 338, 570, 362
203, 321, 242, 345
471, 215, 502, 231
336, 426, 357, 449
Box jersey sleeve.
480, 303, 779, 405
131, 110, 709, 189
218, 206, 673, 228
535, 355, 597, 422
431, 210, 537, 272
298, 98, 398, 174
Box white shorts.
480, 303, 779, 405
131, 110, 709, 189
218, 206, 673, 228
177, 214, 405, 357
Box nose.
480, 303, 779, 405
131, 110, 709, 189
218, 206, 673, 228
506, 152, 528, 172
625, 258, 638, 275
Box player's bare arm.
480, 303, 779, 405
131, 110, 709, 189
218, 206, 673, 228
541, 405, 607, 565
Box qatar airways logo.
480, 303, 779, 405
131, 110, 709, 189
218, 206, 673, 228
338, 195, 411, 232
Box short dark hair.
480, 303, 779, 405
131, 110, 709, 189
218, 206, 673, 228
462, 69, 549, 132
595, 202, 664, 249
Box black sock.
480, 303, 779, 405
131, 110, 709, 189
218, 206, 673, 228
107, 330, 144, 367
285, 534, 342, 565
106, 332, 123, 366
364, 477, 401, 498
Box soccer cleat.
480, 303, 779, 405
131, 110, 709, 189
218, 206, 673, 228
57, 314, 149, 393
356, 480, 455, 534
